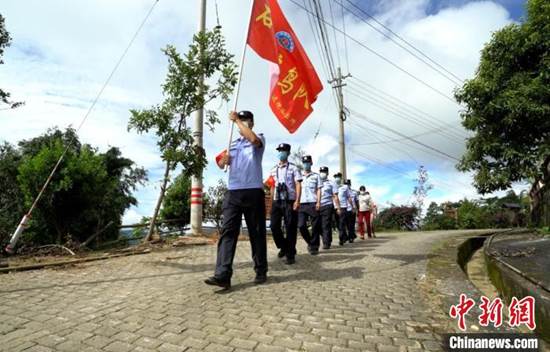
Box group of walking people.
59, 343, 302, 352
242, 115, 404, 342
205, 111, 376, 290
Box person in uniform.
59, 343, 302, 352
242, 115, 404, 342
345, 179, 358, 243
334, 172, 352, 246
205, 110, 267, 289
270, 143, 302, 264
319, 166, 339, 249
298, 155, 322, 255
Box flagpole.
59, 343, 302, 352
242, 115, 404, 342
224, 0, 255, 172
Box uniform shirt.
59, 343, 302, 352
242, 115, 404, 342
270, 162, 302, 201
228, 134, 265, 191
300, 171, 322, 204
336, 184, 350, 210
320, 179, 338, 207
358, 193, 373, 212
348, 188, 358, 211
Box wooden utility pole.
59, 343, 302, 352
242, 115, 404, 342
330, 67, 351, 179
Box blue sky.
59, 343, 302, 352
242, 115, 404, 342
0, 0, 529, 223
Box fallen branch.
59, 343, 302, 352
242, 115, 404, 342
80, 221, 114, 249
0, 249, 151, 274
36, 245, 76, 256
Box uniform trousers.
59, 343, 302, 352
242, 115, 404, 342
270, 199, 298, 259
319, 204, 334, 247
215, 189, 267, 279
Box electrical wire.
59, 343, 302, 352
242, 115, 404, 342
288, 0, 458, 104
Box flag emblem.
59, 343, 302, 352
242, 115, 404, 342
275, 31, 295, 52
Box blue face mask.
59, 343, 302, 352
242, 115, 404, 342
335, 177, 342, 185
278, 151, 289, 161
303, 162, 312, 171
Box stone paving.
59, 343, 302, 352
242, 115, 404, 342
0, 230, 515, 351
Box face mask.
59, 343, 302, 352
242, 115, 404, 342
335, 177, 341, 185
303, 162, 312, 171
320, 172, 328, 180
278, 151, 289, 161
360, 191, 366, 195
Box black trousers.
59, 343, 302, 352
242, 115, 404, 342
319, 205, 334, 247
347, 210, 357, 240
270, 200, 298, 258
298, 202, 321, 250
215, 189, 267, 279
338, 210, 349, 243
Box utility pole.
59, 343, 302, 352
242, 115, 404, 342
190, 0, 207, 236
330, 67, 351, 180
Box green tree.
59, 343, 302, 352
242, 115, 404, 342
422, 202, 457, 230
454, 0, 550, 226
376, 204, 419, 231
128, 26, 237, 241
0, 14, 22, 109
457, 199, 489, 229
203, 179, 227, 233
0, 143, 25, 244
159, 174, 191, 230
8, 128, 146, 247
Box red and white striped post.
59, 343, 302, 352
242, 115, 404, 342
189, 0, 207, 236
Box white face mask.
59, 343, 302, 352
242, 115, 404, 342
320, 172, 328, 180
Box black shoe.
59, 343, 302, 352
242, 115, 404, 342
339, 241, 344, 246
309, 248, 319, 255
349, 238, 354, 243
285, 257, 295, 265
277, 250, 286, 258
254, 274, 267, 284
322, 245, 330, 250
204, 276, 231, 289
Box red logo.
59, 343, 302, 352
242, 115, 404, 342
449, 295, 537, 331
449, 294, 476, 331
509, 296, 536, 330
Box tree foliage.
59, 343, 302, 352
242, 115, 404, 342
0, 128, 146, 247
421, 190, 529, 230
128, 27, 237, 177
128, 26, 237, 240
454, 0, 549, 225
376, 205, 419, 231
159, 174, 191, 229
203, 179, 227, 233
0, 13, 22, 109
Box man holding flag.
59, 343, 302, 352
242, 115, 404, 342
207, 0, 322, 289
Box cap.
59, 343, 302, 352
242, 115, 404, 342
319, 166, 329, 173
345, 179, 352, 185
276, 143, 291, 152
301, 155, 312, 163
237, 110, 254, 121
334, 172, 342, 178
359, 185, 366, 191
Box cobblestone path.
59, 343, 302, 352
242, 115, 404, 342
0, 231, 488, 352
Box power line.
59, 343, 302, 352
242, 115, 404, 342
349, 109, 462, 162
350, 76, 468, 139
288, 0, 458, 104
348, 118, 452, 164
341, 0, 465, 84
340, 0, 350, 74
345, 87, 466, 144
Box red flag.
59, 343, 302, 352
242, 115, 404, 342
215, 149, 227, 167
264, 175, 275, 188
247, 0, 323, 133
